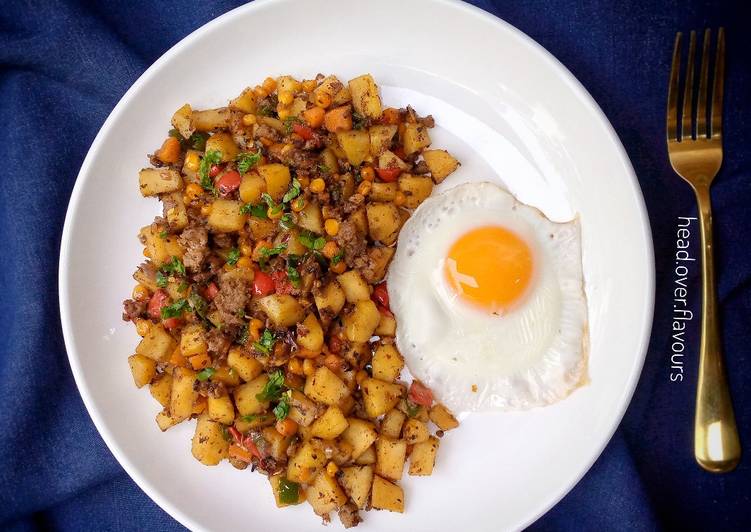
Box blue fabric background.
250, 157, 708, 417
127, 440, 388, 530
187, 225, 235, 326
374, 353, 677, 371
1, 0, 749, 530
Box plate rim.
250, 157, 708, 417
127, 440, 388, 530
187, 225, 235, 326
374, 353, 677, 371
58, 0, 655, 530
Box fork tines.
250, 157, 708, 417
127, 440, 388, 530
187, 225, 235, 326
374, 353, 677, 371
667, 28, 725, 142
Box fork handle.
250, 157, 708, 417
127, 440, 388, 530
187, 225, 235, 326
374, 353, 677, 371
693, 186, 741, 472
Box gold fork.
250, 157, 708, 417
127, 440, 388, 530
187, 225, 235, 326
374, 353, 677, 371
667, 28, 740, 473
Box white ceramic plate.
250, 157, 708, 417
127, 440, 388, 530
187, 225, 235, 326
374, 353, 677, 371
59, 0, 654, 530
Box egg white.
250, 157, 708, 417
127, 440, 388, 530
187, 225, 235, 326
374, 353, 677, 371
388, 182, 588, 412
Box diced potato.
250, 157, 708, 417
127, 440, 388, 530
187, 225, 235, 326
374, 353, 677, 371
207, 395, 234, 425
341, 418, 378, 459
362, 246, 395, 283
398, 174, 434, 209
239, 173, 266, 204
135, 323, 175, 362
140, 225, 184, 266
262, 426, 293, 461
287, 439, 327, 483
371, 475, 404, 513
208, 199, 245, 232
370, 182, 397, 202
369, 125, 398, 156
133, 265, 158, 292
304, 367, 350, 406
348, 74, 382, 119
372, 345, 404, 382
205, 131, 239, 162
192, 107, 230, 131
269, 473, 305, 507
403, 418, 430, 444
338, 172, 356, 200
164, 191, 188, 230
234, 374, 271, 416
277, 75, 301, 94
138, 168, 182, 197
307, 471, 348, 516
314, 281, 346, 322
180, 323, 207, 357
422, 149, 459, 183
155, 409, 182, 431
257, 294, 305, 327
361, 378, 403, 418
283, 229, 308, 257
287, 390, 320, 427
259, 116, 285, 134
429, 403, 459, 431
350, 207, 369, 235
409, 436, 439, 476
229, 87, 256, 114
355, 444, 376, 465
315, 76, 348, 103
234, 413, 274, 433
375, 436, 407, 481
375, 313, 396, 336
288, 96, 308, 118
211, 364, 241, 387
149, 373, 172, 408
343, 300, 381, 343
366, 202, 402, 244
297, 200, 324, 234
378, 150, 409, 171
182, 149, 201, 180
227, 348, 263, 382
340, 465, 373, 510
310, 406, 349, 439
170, 367, 198, 422
337, 130, 370, 166
191, 414, 229, 466
128, 354, 156, 388
297, 312, 324, 352
171, 103, 194, 139
381, 408, 406, 439
338, 394, 356, 416
402, 123, 431, 155
248, 215, 276, 240
319, 147, 340, 174
337, 270, 371, 303
257, 164, 291, 202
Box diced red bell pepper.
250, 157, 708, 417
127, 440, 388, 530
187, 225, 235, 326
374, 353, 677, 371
408, 381, 434, 407
375, 167, 401, 182
162, 317, 183, 330
203, 282, 219, 301
147, 289, 170, 320
209, 164, 222, 178
372, 282, 389, 310
292, 123, 314, 140
228, 427, 262, 459
252, 270, 276, 296
216, 170, 241, 196
271, 270, 293, 295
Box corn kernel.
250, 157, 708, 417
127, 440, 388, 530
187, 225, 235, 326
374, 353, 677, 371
143, 247, 151, 258
262, 77, 277, 92
330, 260, 347, 274
278, 90, 294, 106
240, 242, 253, 257
254, 86, 268, 99
135, 319, 151, 337
242, 113, 257, 126
324, 218, 340, 236
132, 284, 151, 302
326, 461, 339, 477
360, 166, 375, 182
184, 151, 201, 172
200, 203, 213, 217
302, 79, 318, 93
321, 241, 339, 259
357, 181, 372, 196
394, 191, 406, 206
236, 256, 253, 270
310, 178, 325, 193
289, 357, 304, 376
291, 196, 306, 212
303, 358, 315, 376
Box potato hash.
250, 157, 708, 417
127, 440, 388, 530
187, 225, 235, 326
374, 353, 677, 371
122, 73, 461, 527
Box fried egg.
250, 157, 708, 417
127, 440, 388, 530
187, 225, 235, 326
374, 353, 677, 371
388, 182, 588, 412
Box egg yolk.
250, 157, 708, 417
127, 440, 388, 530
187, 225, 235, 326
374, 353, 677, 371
444, 226, 533, 313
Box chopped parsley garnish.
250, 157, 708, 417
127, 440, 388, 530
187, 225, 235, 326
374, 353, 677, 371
188, 293, 208, 320
405, 400, 420, 418
162, 256, 186, 277
199, 150, 222, 194
279, 213, 295, 231
158, 230, 168, 239
155, 270, 168, 288
241, 413, 271, 422
352, 111, 367, 130
252, 329, 277, 355
273, 390, 292, 420
259, 243, 287, 259
299, 231, 326, 251
256, 369, 285, 401
161, 298, 189, 319
237, 324, 249, 345
236, 151, 261, 173
168, 128, 182, 141
189, 132, 209, 151
226, 248, 241, 266
177, 281, 188, 293
278, 478, 300, 504
331, 250, 345, 265
286, 264, 301, 288
283, 116, 303, 134
261, 193, 283, 216
196, 367, 216, 381
220, 425, 230, 441
282, 178, 301, 203
258, 104, 274, 116
317, 164, 330, 174
240, 203, 268, 218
